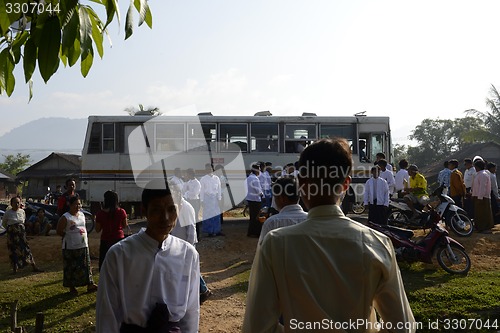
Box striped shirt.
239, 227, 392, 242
258, 204, 307, 247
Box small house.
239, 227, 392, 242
16, 153, 82, 200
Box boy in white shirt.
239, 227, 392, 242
364, 166, 390, 225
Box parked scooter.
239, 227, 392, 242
368, 209, 471, 274
387, 186, 474, 237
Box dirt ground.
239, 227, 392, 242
1, 215, 500, 333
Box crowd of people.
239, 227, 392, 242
3, 140, 498, 332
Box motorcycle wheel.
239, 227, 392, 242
387, 209, 409, 227
447, 212, 474, 237
436, 244, 471, 275
84, 213, 95, 233
351, 202, 365, 215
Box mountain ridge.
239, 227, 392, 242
0, 117, 87, 164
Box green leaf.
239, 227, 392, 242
80, 44, 94, 77
144, 1, 152, 28
37, 16, 61, 83
133, 0, 147, 27
23, 37, 37, 82
104, 0, 120, 30
87, 8, 104, 58
67, 37, 81, 67
28, 79, 33, 102
31, 11, 50, 47
0, 49, 15, 96
62, 7, 79, 56
10, 31, 29, 64
0, 0, 11, 36
0, 49, 7, 91
59, 45, 68, 67
60, 0, 79, 26
79, 5, 92, 51
125, 2, 134, 40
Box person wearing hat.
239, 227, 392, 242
403, 164, 429, 220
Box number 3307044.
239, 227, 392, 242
6, 2, 60, 14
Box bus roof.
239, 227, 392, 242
87, 114, 390, 124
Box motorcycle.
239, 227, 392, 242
368, 209, 471, 274
25, 201, 95, 233
387, 186, 474, 237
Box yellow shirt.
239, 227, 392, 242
409, 173, 428, 197
243, 205, 416, 333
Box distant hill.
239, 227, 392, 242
0, 117, 87, 164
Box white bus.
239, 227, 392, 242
80, 112, 392, 214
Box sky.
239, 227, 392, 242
1, 0, 500, 146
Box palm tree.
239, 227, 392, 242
124, 104, 161, 116
465, 84, 500, 143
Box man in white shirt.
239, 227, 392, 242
170, 187, 212, 305
96, 182, 200, 333
246, 164, 263, 238
395, 159, 410, 198
170, 167, 185, 194
258, 162, 273, 208
463, 158, 476, 218
183, 168, 202, 241
364, 166, 390, 225
437, 161, 452, 194
258, 177, 307, 247
243, 138, 415, 333
200, 164, 223, 237
378, 159, 396, 196
376, 152, 393, 172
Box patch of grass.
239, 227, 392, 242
0, 264, 98, 333
1, 260, 499, 333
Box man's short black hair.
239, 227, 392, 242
377, 159, 388, 168
474, 159, 486, 170
398, 159, 408, 169
272, 177, 299, 202
141, 180, 172, 209
448, 159, 459, 168
298, 138, 352, 188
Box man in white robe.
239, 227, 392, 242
96, 183, 200, 332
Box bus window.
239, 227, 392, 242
188, 123, 216, 151
220, 123, 248, 152
284, 124, 316, 153
359, 133, 385, 163
250, 123, 278, 152
320, 124, 354, 149
155, 123, 185, 152
88, 123, 102, 154
103, 123, 115, 153
370, 134, 385, 162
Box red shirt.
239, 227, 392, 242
96, 208, 127, 241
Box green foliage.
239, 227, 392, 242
0, 0, 153, 100
465, 84, 500, 144
124, 103, 161, 115
0, 153, 31, 175
408, 117, 487, 167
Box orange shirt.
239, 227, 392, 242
449, 169, 466, 197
